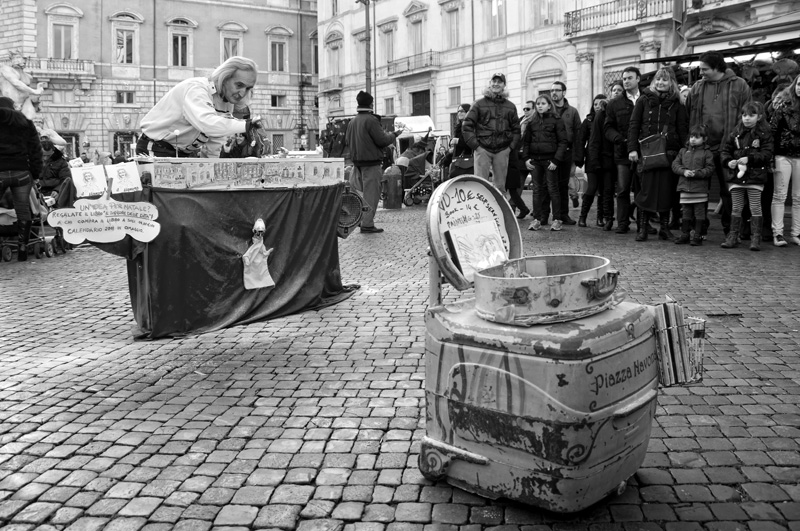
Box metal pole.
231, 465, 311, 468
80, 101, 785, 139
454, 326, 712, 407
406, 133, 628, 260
364, 0, 371, 93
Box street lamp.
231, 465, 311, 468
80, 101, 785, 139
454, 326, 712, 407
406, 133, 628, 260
356, 0, 371, 93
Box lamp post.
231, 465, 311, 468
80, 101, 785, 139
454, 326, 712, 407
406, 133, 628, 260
356, 0, 371, 93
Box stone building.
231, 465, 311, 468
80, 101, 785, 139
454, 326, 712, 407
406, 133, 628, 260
0, 0, 319, 158
316, 0, 799, 134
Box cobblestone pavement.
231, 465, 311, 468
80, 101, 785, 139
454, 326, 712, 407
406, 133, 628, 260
1, 200, 800, 531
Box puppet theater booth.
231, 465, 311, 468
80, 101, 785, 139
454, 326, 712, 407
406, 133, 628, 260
89, 157, 359, 339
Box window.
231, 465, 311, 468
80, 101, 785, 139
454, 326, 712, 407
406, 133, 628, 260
410, 21, 423, 55
272, 134, 285, 154
271, 95, 286, 107
52, 89, 76, 105
379, 25, 395, 64
353, 31, 366, 73
444, 7, 460, 49
116, 91, 135, 104
384, 98, 394, 115
313, 42, 319, 74
167, 18, 197, 68
116, 29, 134, 63
110, 12, 143, 65
271, 41, 286, 72
45, 4, 82, 60
488, 0, 506, 38
533, 0, 559, 26
332, 0, 338, 16
448, 87, 461, 107
218, 22, 247, 63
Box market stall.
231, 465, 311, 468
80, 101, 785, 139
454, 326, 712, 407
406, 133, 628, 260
49, 157, 357, 339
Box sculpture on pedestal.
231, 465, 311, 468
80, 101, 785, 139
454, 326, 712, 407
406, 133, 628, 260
0, 50, 45, 120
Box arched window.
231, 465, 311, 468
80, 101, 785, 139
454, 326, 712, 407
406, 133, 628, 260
45, 3, 84, 60
264, 25, 294, 73
110, 11, 144, 64
218, 21, 248, 63
166, 17, 198, 67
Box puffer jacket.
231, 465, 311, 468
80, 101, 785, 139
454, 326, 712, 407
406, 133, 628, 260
720, 126, 774, 186
0, 107, 42, 178
462, 87, 521, 153
40, 148, 71, 192
685, 69, 751, 150
770, 101, 800, 158
628, 88, 689, 157
604, 94, 636, 164
521, 113, 568, 163
672, 143, 715, 194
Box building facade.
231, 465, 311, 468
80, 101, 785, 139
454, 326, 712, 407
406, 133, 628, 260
0, 0, 319, 158
317, 0, 798, 134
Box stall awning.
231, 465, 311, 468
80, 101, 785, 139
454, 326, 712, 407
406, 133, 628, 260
640, 36, 800, 64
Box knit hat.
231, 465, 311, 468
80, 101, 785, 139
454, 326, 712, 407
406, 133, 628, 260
491, 72, 506, 84
458, 103, 471, 113
356, 90, 374, 108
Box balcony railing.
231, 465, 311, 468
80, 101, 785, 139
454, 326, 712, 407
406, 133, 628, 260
26, 57, 95, 75
318, 75, 342, 93
387, 51, 440, 76
564, 0, 675, 36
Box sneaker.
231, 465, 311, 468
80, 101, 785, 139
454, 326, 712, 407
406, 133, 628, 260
791, 235, 800, 246
528, 219, 541, 231
550, 219, 563, 231
774, 234, 787, 247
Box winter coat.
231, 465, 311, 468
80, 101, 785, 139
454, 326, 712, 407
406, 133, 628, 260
770, 101, 800, 158
574, 112, 595, 171
0, 107, 42, 178
521, 113, 568, 163
40, 148, 71, 191
462, 87, 521, 153
720, 126, 774, 186
672, 143, 715, 194
627, 88, 689, 157
452, 121, 472, 158
685, 69, 752, 150
345, 110, 399, 168
588, 109, 616, 171
554, 98, 581, 152
604, 94, 637, 164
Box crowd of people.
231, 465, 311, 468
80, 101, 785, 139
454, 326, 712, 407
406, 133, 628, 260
445, 51, 800, 251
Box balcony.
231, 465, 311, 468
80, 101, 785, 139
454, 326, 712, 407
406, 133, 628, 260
318, 75, 343, 93
387, 51, 441, 77
22, 57, 96, 89
564, 0, 675, 37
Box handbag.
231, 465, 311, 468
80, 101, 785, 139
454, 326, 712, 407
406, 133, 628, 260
638, 126, 670, 171
450, 156, 473, 170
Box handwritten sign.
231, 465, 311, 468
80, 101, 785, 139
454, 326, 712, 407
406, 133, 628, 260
48, 197, 161, 244
110, 162, 143, 194
71, 165, 108, 198
448, 221, 507, 282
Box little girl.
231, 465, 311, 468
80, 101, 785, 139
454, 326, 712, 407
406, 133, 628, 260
521, 94, 568, 231
672, 124, 715, 246
720, 101, 774, 251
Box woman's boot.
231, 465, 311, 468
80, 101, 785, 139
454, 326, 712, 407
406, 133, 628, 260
635, 210, 649, 241
579, 194, 593, 227
17, 220, 32, 262
596, 200, 604, 227
721, 216, 742, 248
691, 219, 704, 246
750, 216, 762, 251
658, 212, 675, 241
675, 219, 692, 244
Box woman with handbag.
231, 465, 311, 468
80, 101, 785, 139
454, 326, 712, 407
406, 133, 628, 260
628, 67, 688, 241
448, 103, 474, 179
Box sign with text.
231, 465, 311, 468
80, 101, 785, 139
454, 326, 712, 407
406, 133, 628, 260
48, 197, 161, 244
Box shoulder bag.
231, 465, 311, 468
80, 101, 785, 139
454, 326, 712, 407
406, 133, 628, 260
638, 125, 670, 172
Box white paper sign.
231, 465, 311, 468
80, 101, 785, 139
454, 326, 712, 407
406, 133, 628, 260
110, 162, 143, 194
71, 165, 108, 198
47, 197, 161, 244
447, 221, 507, 282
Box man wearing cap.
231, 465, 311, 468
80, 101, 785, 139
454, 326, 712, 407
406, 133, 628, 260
345, 90, 404, 233
462, 73, 521, 193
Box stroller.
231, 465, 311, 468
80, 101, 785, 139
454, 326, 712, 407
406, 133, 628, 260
0, 186, 65, 261
401, 150, 442, 206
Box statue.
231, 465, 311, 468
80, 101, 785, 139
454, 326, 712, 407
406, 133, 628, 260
0, 50, 45, 120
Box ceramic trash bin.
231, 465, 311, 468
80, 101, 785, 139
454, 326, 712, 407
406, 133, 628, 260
422, 175, 658, 513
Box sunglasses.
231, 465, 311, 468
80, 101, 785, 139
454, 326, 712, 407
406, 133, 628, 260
523, 107, 531, 111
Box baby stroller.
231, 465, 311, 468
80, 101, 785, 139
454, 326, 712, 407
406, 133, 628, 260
401, 150, 442, 206
0, 186, 62, 261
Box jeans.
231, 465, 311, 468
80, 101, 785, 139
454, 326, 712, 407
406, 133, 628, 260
771, 155, 800, 236
0, 170, 33, 222
615, 163, 633, 226
530, 160, 561, 222
474, 146, 510, 194
350, 164, 382, 228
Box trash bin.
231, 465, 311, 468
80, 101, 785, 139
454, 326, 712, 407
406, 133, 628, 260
422, 175, 658, 513
383, 165, 403, 209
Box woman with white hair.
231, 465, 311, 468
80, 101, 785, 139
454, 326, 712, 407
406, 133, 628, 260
136, 56, 264, 158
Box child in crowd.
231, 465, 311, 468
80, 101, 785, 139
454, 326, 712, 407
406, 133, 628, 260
522, 94, 568, 231
720, 101, 774, 251
672, 124, 715, 246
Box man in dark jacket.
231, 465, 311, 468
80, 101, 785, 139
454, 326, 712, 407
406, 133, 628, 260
685, 51, 752, 236
344, 90, 403, 234
604, 66, 642, 233
545, 81, 581, 224
462, 72, 520, 194
39, 134, 74, 208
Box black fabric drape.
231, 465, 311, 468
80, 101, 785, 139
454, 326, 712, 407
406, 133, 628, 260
96, 183, 357, 339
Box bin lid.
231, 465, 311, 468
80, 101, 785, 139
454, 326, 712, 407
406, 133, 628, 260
426, 175, 523, 291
